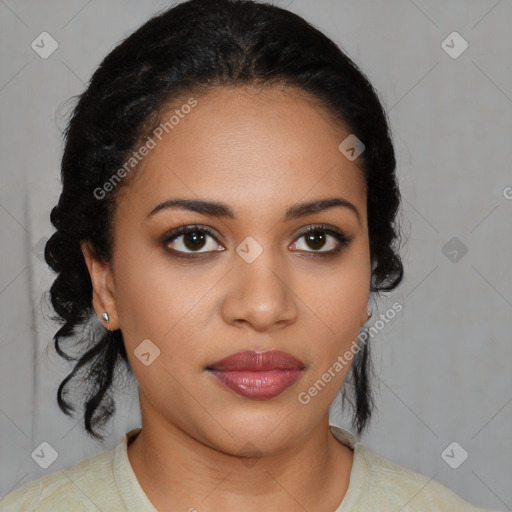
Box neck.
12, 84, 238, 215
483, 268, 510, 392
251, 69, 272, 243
127, 408, 354, 512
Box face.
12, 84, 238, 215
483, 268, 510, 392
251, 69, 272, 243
82, 85, 371, 456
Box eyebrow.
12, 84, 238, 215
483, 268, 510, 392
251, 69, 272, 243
146, 197, 361, 224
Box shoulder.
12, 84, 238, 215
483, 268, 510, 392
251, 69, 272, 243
357, 444, 487, 511
0, 446, 121, 512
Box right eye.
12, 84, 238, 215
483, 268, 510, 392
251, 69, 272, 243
162, 224, 225, 258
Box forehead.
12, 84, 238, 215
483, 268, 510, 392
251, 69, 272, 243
114, 85, 367, 220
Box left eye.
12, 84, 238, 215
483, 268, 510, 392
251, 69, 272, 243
290, 226, 350, 254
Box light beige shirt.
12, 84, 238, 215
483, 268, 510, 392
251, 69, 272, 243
0, 425, 487, 511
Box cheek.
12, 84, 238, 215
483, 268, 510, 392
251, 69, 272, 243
112, 232, 193, 331
304, 250, 370, 349
111, 241, 217, 372
295, 254, 370, 405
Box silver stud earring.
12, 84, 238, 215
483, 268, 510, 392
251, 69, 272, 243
102, 312, 110, 330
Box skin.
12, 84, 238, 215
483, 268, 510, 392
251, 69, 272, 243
82, 85, 371, 512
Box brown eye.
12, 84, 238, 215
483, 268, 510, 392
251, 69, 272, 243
304, 231, 327, 251
290, 225, 351, 255
182, 230, 207, 251
162, 225, 224, 256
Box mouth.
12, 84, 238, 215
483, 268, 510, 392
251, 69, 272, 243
205, 350, 306, 400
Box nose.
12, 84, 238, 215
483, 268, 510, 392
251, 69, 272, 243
221, 249, 298, 333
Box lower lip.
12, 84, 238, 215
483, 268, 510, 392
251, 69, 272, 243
208, 369, 304, 399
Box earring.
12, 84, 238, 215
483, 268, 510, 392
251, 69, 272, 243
367, 307, 373, 319
102, 312, 110, 330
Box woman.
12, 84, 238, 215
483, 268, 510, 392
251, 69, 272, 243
0, 0, 486, 510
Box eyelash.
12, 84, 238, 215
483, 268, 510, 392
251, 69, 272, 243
161, 223, 351, 259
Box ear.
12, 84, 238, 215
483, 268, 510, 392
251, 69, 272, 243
360, 303, 371, 327
81, 241, 119, 330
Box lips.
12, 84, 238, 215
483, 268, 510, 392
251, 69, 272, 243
206, 350, 305, 400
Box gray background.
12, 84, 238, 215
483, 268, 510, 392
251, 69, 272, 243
0, 0, 511, 510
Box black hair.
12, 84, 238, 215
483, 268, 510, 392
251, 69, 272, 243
45, 0, 404, 440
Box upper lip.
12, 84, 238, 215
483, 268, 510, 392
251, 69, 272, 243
206, 350, 305, 371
